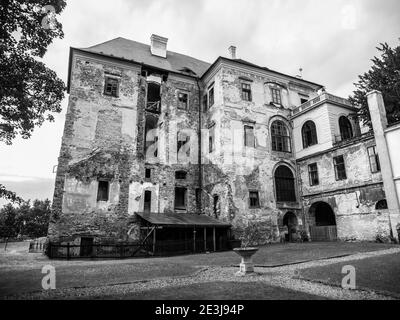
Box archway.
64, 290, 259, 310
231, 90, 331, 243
309, 202, 337, 241
283, 212, 298, 242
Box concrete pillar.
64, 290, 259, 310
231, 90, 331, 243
367, 90, 400, 241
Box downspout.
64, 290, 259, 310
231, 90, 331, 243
196, 78, 203, 215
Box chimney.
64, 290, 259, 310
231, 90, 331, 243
150, 34, 168, 58
228, 45, 236, 59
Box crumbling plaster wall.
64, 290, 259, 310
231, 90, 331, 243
299, 137, 389, 241
201, 66, 313, 242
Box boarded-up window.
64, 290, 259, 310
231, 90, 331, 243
333, 155, 347, 180
368, 146, 380, 173
244, 125, 255, 147
104, 77, 119, 97
97, 181, 109, 202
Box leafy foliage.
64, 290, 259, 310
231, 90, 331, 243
349, 41, 400, 128
0, 0, 67, 144
0, 199, 51, 239
237, 222, 264, 248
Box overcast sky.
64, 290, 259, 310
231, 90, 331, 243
1, 0, 399, 205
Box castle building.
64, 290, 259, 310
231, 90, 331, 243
48, 34, 392, 255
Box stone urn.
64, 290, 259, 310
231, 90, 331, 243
233, 247, 259, 276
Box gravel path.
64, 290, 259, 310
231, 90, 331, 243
4, 248, 399, 300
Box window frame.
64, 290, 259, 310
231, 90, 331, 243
271, 120, 291, 153
249, 191, 260, 208
367, 146, 381, 173
208, 86, 214, 108
274, 166, 296, 202
177, 91, 189, 110
241, 82, 252, 102
97, 180, 110, 202
244, 125, 255, 148
302, 120, 318, 148
103, 77, 119, 97
333, 155, 347, 181
271, 87, 282, 105
308, 163, 319, 186
339, 116, 353, 141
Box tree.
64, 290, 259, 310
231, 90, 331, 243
349, 41, 400, 128
0, 199, 51, 239
0, 0, 67, 201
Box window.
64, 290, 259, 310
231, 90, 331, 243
209, 126, 215, 153
241, 83, 252, 101
368, 146, 381, 173
302, 121, 318, 148
175, 170, 187, 180
271, 88, 282, 104
249, 191, 260, 208
178, 92, 188, 110
308, 163, 319, 186
375, 199, 388, 210
244, 125, 255, 147
275, 166, 296, 202
339, 116, 353, 140
208, 87, 214, 107
144, 190, 151, 213
177, 132, 190, 158
213, 195, 219, 218
145, 168, 151, 179
299, 94, 309, 104
203, 94, 208, 112
174, 187, 187, 210
97, 180, 109, 202
271, 120, 291, 152
333, 155, 347, 180
104, 77, 119, 97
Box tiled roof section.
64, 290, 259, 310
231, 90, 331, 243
79, 37, 211, 77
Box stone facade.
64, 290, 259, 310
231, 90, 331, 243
48, 35, 392, 245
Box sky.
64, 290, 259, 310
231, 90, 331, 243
1, 0, 399, 205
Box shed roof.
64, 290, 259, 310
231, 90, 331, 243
135, 212, 231, 228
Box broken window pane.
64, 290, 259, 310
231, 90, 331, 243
178, 92, 188, 110
104, 77, 119, 97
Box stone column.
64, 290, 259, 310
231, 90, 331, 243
367, 90, 400, 241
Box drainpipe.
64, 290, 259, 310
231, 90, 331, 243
196, 78, 203, 215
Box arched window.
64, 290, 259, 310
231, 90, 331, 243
302, 121, 318, 148
271, 120, 291, 152
339, 116, 353, 140
275, 165, 296, 202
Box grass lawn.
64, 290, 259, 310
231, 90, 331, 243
299, 252, 400, 296
95, 281, 328, 300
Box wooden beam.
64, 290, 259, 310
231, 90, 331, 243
153, 227, 156, 254
213, 227, 216, 252
204, 227, 207, 252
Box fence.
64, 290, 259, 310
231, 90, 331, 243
309, 226, 337, 241
47, 238, 232, 259
29, 238, 47, 253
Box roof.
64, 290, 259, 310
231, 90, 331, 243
77, 37, 211, 77
135, 212, 231, 228
201, 56, 324, 89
